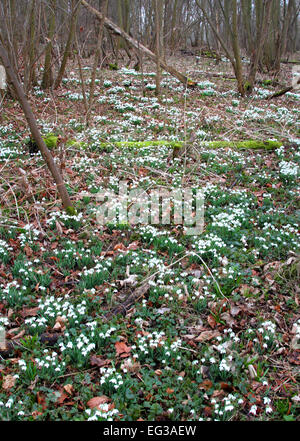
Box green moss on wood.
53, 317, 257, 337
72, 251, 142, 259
66, 139, 87, 149
93, 139, 282, 151
43, 134, 58, 149
203, 140, 282, 150
66, 206, 77, 215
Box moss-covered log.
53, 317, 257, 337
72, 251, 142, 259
92, 139, 282, 151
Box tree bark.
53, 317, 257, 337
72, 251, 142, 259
246, 0, 272, 93
86, 0, 108, 124
54, 0, 79, 89
0, 40, 72, 211
41, 0, 56, 89
231, 0, 245, 96
155, 0, 162, 96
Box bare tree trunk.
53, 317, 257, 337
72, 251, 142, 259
54, 0, 79, 89
28, 0, 37, 89
87, 0, 108, 124
231, 0, 245, 96
197, 0, 245, 95
41, 0, 56, 90
155, 0, 162, 96
0, 40, 72, 211
75, 36, 88, 114
23, 0, 37, 93
246, 0, 272, 93
241, 0, 253, 54
275, 0, 294, 70
170, 0, 178, 55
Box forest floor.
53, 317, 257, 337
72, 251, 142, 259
0, 54, 299, 421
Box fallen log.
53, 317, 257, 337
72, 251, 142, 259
104, 278, 153, 320
81, 0, 195, 87
268, 76, 300, 99
90, 139, 282, 151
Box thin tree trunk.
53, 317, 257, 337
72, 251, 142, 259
170, 0, 178, 54
75, 35, 88, 114
0, 41, 72, 211
231, 0, 245, 96
86, 0, 108, 124
246, 0, 272, 92
155, 0, 161, 96
23, 0, 37, 93
54, 0, 79, 89
41, 0, 56, 90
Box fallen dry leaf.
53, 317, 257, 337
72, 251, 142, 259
166, 388, 174, 394
90, 355, 111, 368
199, 379, 213, 390
220, 312, 235, 327
20, 307, 39, 318
120, 358, 141, 373
63, 384, 74, 395
114, 243, 127, 251
195, 330, 220, 342
207, 315, 217, 328
115, 341, 131, 357
12, 329, 25, 340
24, 244, 33, 257
87, 396, 111, 409
53, 316, 67, 332
127, 241, 140, 250
2, 374, 16, 390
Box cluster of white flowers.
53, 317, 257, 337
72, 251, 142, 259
85, 404, 119, 421
197, 80, 216, 89
258, 320, 276, 334
246, 321, 278, 350
191, 233, 227, 260
59, 331, 96, 357
131, 331, 181, 362
293, 319, 300, 340
0, 123, 14, 135
0, 239, 13, 261
219, 356, 233, 372
25, 294, 87, 330
212, 394, 243, 419
275, 145, 285, 157
34, 350, 66, 373
46, 210, 84, 227
278, 160, 299, 177
107, 86, 125, 95
64, 91, 89, 101
242, 104, 298, 126
196, 129, 208, 140
99, 366, 124, 390
18, 224, 41, 247
0, 397, 14, 409
0, 316, 9, 326
79, 256, 112, 278
0, 280, 27, 304
124, 113, 143, 126
211, 207, 245, 231
98, 326, 117, 340
114, 102, 135, 113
